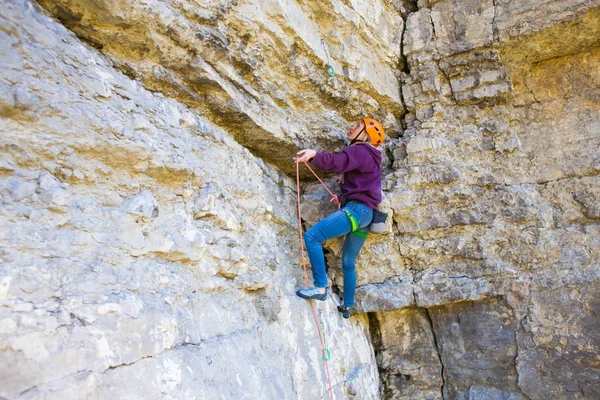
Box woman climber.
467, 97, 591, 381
294, 118, 384, 319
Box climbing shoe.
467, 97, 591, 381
296, 287, 328, 301
337, 304, 352, 319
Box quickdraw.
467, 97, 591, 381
320, 39, 335, 77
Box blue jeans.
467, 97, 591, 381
304, 201, 373, 308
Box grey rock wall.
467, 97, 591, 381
370, 1, 600, 398
1, 0, 599, 399
0, 1, 379, 399
35, 0, 407, 177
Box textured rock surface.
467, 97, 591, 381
1, 0, 600, 399
372, 0, 600, 398
35, 0, 407, 177
0, 1, 379, 399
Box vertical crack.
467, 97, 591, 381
399, 17, 410, 72
425, 307, 446, 399
399, 22, 411, 131
522, 68, 540, 104
429, 13, 438, 39
398, 2, 418, 131
515, 276, 535, 399
439, 65, 458, 104
367, 312, 387, 399
367, 312, 382, 347
513, 329, 533, 400
492, 0, 500, 42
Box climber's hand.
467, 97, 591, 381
294, 149, 316, 163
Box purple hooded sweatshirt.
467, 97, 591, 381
310, 143, 382, 209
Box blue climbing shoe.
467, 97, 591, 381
337, 304, 352, 319
296, 287, 328, 301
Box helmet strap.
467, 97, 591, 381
349, 127, 366, 146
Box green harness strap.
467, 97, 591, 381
344, 210, 369, 238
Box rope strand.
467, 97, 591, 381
295, 160, 335, 400
302, 161, 340, 206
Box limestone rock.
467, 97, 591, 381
36, 0, 406, 176
0, 2, 379, 398
1, 0, 600, 398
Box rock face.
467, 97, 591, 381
0, 0, 599, 399
35, 0, 407, 178
0, 1, 379, 399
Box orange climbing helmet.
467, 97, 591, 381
362, 118, 385, 147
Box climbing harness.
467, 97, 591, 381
344, 210, 369, 238
295, 160, 335, 400
345, 209, 360, 231
320, 39, 335, 77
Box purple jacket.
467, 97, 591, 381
310, 143, 382, 209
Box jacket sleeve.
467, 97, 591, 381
310, 146, 366, 174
